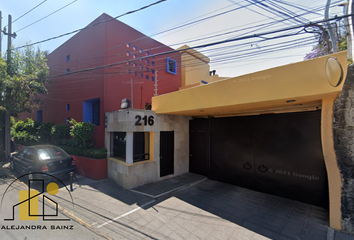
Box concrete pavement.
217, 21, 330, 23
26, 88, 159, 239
1, 163, 354, 240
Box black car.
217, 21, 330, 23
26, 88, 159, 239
10, 145, 75, 182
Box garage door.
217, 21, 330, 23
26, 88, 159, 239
189, 110, 328, 208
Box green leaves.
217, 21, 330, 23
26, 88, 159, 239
69, 118, 95, 148
0, 44, 49, 116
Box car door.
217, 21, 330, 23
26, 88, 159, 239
24, 148, 37, 174
14, 148, 29, 174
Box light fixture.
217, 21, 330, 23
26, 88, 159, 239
121, 98, 131, 109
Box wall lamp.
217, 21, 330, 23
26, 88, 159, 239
121, 98, 131, 109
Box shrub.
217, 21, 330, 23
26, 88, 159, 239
69, 119, 95, 148
38, 122, 54, 143
60, 146, 107, 159
51, 124, 70, 140
11, 118, 40, 144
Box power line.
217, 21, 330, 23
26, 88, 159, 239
43, 13, 351, 80
16, 0, 78, 33
43, 0, 334, 65
12, 0, 48, 24
16, 0, 169, 49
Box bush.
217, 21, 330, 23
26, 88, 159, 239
69, 119, 95, 148
51, 124, 70, 140
11, 118, 40, 144
38, 122, 54, 143
60, 146, 107, 159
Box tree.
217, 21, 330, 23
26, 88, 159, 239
0, 45, 49, 158
0, 45, 49, 116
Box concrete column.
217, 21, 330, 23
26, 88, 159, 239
126, 132, 133, 164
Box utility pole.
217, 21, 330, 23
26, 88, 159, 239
325, 0, 339, 52
3, 15, 16, 160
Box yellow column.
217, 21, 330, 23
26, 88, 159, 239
321, 99, 342, 230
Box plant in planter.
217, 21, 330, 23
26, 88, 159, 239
68, 118, 95, 148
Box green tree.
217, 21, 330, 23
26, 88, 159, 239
0, 45, 49, 157
0, 45, 49, 117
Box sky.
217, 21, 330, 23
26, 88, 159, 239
0, 0, 345, 78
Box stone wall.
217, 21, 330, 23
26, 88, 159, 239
333, 64, 354, 234
105, 109, 190, 189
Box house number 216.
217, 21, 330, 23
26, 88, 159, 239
135, 115, 154, 126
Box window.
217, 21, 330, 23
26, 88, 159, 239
133, 132, 150, 162
66, 68, 70, 75
146, 67, 149, 72
66, 55, 70, 62
151, 61, 155, 66
112, 132, 127, 160
135, 71, 137, 76
126, 61, 131, 66
83, 98, 100, 126
145, 103, 152, 110
151, 69, 155, 74
146, 59, 149, 64
133, 46, 137, 51
146, 75, 149, 80
38, 146, 70, 160
126, 51, 131, 57
66, 117, 70, 124
37, 110, 43, 123
145, 51, 150, 56
140, 65, 144, 70
26, 148, 37, 161
133, 54, 137, 59
92, 99, 100, 126
166, 58, 177, 75
141, 73, 144, 78
18, 148, 28, 158
126, 43, 130, 48
66, 104, 70, 111
128, 69, 131, 74
133, 63, 137, 67
151, 76, 155, 82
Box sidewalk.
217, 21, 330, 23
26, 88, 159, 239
44, 173, 354, 240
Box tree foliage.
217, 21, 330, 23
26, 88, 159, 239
0, 45, 49, 122
69, 118, 95, 148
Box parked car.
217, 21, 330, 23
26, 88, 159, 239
10, 145, 75, 182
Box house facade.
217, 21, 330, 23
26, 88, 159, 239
28, 13, 181, 148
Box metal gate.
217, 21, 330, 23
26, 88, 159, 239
189, 111, 328, 207
160, 131, 174, 177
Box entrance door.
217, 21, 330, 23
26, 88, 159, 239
189, 110, 328, 207
189, 118, 209, 176
160, 131, 174, 177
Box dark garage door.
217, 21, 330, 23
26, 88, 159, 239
189, 110, 328, 208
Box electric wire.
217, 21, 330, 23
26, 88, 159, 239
16, 0, 79, 33
15, 0, 169, 48
12, 0, 48, 24
45, 0, 339, 65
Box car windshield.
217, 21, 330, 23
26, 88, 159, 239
38, 147, 70, 160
